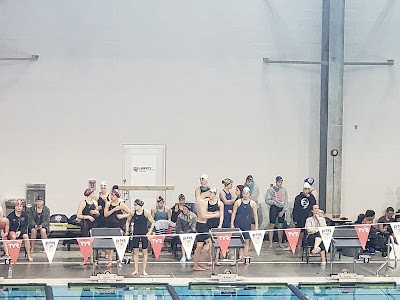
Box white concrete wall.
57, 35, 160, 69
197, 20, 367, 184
342, 0, 400, 220
0, 0, 398, 221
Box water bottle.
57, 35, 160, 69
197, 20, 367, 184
8, 267, 12, 279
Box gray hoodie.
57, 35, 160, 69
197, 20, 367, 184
265, 186, 289, 212
175, 211, 197, 234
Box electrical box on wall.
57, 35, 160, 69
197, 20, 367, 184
26, 184, 46, 208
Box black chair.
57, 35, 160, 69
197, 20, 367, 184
48, 214, 81, 251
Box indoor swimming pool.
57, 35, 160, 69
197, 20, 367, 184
2, 282, 400, 299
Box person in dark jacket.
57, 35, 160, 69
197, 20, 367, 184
175, 204, 197, 262
7, 199, 33, 261
28, 195, 51, 252
291, 183, 316, 254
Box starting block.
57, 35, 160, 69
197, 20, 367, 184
89, 273, 124, 283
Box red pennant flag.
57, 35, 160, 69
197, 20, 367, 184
284, 229, 301, 254
215, 233, 232, 257
355, 224, 371, 250
78, 238, 94, 264
5, 240, 22, 265
148, 235, 165, 259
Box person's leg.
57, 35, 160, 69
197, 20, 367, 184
30, 228, 37, 252
40, 228, 48, 239
142, 237, 149, 275
107, 250, 114, 267
132, 248, 139, 275
131, 237, 140, 275
22, 234, 33, 261
268, 205, 278, 248
243, 239, 250, 257
320, 250, 326, 265
277, 222, 284, 248
142, 248, 148, 275
193, 241, 205, 270
297, 230, 304, 254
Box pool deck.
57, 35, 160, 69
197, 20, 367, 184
1, 242, 400, 285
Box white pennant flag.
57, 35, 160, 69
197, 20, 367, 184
249, 230, 265, 257
318, 226, 335, 252
112, 236, 129, 261
179, 233, 196, 257
391, 222, 400, 243
42, 239, 59, 264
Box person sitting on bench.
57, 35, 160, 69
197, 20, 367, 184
7, 200, 33, 261
305, 204, 326, 266
28, 195, 50, 252
0, 206, 10, 258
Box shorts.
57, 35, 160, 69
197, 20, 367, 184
196, 222, 210, 243
269, 205, 285, 224
131, 236, 149, 249
8, 231, 26, 239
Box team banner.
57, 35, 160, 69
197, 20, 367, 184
249, 230, 265, 256
318, 227, 335, 252
78, 238, 94, 264
112, 236, 129, 261
5, 240, 22, 265
391, 222, 400, 244
42, 239, 59, 263
284, 228, 301, 254
215, 233, 232, 257
179, 234, 196, 258
148, 235, 165, 259
354, 224, 371, 250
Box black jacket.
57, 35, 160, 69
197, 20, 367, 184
293, 192, 316, 226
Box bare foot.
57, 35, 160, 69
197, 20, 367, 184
215, 261, 221, 266
199, 265, 210, 270
118, 263, 123, 268
107, 262, 112, 267
131, 270, 139, 276
143, 271, 148, 276
269, 244, 273, 248
193, 266, 206, 271
282, 246, 291, 251
27, 256, 33, 262
279, 244, 286, 249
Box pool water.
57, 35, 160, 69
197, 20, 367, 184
1, 282, 400, 299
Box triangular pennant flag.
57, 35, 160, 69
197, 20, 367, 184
42, 239, 59, 263
354, 224, 371, 250
179, 233, 196, 258
284, 228, 301, 254
391, 222, 400, 244
78, 238, 94, 264
318, 226, 335, 252
5, 240, 22, 265
112, 236, 129, 261
215, 232, 232, 257
148, 235, 165, 259
249, 230, 265, 256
